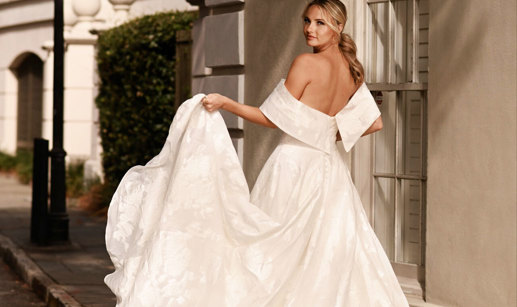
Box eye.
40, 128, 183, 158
317, 20, 325, 25
303, 17, 310, 24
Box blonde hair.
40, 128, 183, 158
303, 0, 364, 85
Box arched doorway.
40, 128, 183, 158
14, 53, 43, 150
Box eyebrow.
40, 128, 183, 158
304, 16, 326, 22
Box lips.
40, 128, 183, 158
307, 35, 316, 40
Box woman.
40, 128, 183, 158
105, 0, 410, 306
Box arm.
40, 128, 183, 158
202, 54, 313, 128
336, 115, 383, 141
361, 115, 383, 136
202, 94, 276, 128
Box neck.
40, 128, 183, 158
313, 42, 340, 54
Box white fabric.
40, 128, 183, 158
259, 79, 380, 153
104, 81, 409, 307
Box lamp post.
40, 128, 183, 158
49, 0, 69, 242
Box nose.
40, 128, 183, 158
305, 22, 315, 35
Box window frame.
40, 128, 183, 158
361, 0, 429, 288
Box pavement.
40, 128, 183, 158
0, 173, 444, 307
0, 174, 116, 307
0, 258, 45, 307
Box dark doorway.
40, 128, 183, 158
15, 54, 43, 150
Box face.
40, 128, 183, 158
303, 5, 338, 50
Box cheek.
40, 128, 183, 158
327, 27, 336, 36
318, 27, 333, 38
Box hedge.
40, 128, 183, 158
95, 11, 195, 189
0, 150, 32, 184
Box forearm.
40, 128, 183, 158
222, 98, 276, 128
361, 126, 376, 137
361, 115, 383, 136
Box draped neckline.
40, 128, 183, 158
279, 78, 366, 120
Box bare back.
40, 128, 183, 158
285, 51, 359, 117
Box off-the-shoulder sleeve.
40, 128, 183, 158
335, 83, 381, 152
259, 80, 337, 154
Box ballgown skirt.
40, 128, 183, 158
104, 80, 410, 306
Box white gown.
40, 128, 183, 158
104, 79, 410, 307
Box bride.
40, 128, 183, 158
104, 0, 410, 306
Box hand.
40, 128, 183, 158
202, 93, 226, 112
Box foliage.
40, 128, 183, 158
95, 11, 195, 189
0, 151, 95, 197
15, 149, 33, 184
0, 150, 32, 184
66, 160, 87, 198
78, 181, 117, 216
0, 151, 17, 172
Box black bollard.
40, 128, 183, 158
31, 138, 49, 245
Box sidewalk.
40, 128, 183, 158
0, 174, 443, 307
0, 174, 116, 307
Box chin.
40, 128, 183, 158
306, 40, 317, 47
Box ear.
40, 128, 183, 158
338, 23, 344, 33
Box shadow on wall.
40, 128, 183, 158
427, 0, 487, 139
425, 1, 517, 307
244, 0, 311, 188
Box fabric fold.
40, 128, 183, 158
259, 79, 336, 154
104, 87, 408, 307
259, 79, 381, 153
334, 82, 381, 152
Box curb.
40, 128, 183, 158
0, 234, 82, 307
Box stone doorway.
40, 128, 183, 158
14, 53, 43, 150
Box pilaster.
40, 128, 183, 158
188, 0, 245, 163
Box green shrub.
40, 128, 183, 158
15, 149, 33, 184
78, 180, 117, 215
66, 160, 85, 197
66, 160, 104, 199
0, 150, 33, 184
95, 11, 195, 189
0, 152, 17, 171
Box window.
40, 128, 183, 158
365, 0, 428, 287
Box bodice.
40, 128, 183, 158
259, 79, 381, 154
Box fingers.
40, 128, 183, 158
201, 94, 217, 112
202, 96, 211, 111
201, 96, 209, 111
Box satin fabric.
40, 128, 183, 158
104, 80, 410, 307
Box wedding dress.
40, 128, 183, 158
104, 79, 410, 307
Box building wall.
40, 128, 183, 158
130, 0, 193, 16
0, 0, 54, 154
426, 0, 516, 306
189, 0, 246, 162
243, 0, 310, 188
0, 0, 193, 175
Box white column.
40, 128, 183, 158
71, 0, 101, 33
41, 42, 54, 147
0, 68, 18, 154
62, 0, 102, 178
108, 0, 136, 25
64, 0, 78, 33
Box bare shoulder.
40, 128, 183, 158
292, 53, 318, 65
290, 53, 326, 72
285, 53, 323, 99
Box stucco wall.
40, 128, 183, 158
243, 0, 311, 187
0, 0, 53, 154
426, 1, 516, 306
